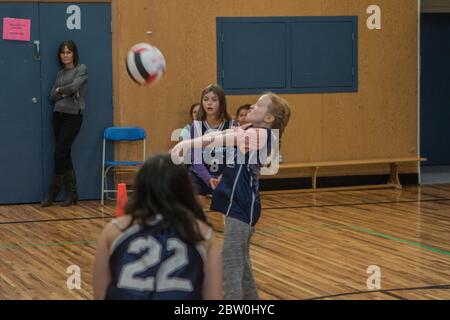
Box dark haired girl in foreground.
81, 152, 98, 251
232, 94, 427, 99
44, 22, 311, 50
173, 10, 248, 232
93, 154, 222, 299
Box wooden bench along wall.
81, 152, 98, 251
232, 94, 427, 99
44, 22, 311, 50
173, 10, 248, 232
112, 157, 426, 194
262, 157, 426, 194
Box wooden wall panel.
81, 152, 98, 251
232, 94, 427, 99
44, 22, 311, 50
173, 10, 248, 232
113, 0, 419, 177
1, 0, 420, 178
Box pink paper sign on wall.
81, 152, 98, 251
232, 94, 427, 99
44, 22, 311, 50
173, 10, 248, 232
2, 17, 31, 41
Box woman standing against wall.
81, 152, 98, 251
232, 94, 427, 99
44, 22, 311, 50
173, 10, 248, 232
41, 40, 88, 207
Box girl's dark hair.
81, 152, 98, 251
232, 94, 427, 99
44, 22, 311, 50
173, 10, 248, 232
124, 154, 209, 245
58, 40, 79, 67
196, 84, 231, 122
236, 104, 251, 118
189, 102, 200, 120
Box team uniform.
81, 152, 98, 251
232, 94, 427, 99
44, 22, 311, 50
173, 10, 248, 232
189, 119, 236, 195
210, 127, 274, 300
211, 127, 274, 225
105, 215, 209, 300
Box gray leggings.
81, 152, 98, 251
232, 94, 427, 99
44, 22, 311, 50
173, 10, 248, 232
222, 216, 259, 300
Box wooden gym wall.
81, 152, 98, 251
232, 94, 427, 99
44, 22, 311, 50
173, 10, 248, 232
5, 0, 420, 179
115, 0, 420, 179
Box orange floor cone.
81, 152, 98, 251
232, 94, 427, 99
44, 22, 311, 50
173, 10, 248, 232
115, 183, 128, 217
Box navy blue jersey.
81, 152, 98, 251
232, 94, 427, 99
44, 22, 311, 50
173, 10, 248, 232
190, 120, 236, 177
211, 128, 274, 226
105, 216, 206, 300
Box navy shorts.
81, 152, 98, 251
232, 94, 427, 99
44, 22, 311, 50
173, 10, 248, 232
189, 172, 213, 196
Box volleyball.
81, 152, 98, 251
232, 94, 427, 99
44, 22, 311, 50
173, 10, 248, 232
126, 43, 166, 86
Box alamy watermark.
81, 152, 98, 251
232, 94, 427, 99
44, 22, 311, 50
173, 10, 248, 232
67, 265, 81, 290
367, 5, 381, 30
366, 265, 381, 290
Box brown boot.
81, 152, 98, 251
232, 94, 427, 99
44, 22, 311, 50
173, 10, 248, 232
41, 174, 64, 207
61, 170, 79, 207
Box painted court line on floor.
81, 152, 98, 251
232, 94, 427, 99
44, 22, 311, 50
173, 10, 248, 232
2, 224, 449, 259
350, 225, 450, 257
0, 215, 112, 226
0, 240, 95, 250
308, 284, 450, 300
255, 222, 450, 258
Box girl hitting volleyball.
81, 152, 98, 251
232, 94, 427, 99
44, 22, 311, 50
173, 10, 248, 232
172, 93, 291, 299
189, 84, 236, 202
93, 154, 222, 300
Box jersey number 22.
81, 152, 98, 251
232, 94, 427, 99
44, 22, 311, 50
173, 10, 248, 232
117, 236, 193, 292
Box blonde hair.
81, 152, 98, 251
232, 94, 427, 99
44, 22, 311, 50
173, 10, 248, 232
265, 92, 291, 139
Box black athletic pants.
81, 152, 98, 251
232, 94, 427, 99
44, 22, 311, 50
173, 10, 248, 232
52, 111, 82, 175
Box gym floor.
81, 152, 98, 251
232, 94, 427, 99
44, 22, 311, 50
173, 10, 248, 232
0, 184, 449, 299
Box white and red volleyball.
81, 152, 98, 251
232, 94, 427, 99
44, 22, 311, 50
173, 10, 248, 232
126, 43, 166, 86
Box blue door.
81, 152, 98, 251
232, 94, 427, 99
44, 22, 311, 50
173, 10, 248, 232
39, 3, 112, 201
0, 4, 42, 204
0, 3, 112, 204
421, 13, 450, 165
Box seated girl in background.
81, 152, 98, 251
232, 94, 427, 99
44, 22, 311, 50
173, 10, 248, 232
235, 104, 251, 126
180, 102, 200, 141
189, 84, 235, 202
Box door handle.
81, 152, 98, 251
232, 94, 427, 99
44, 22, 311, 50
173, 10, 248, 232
34, 40, 40, 61
32, 97, 38, 104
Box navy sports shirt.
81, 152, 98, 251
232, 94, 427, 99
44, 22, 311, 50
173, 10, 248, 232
190, 120, 236, 182
105, 215, 207, 300
210, 128, 274, 226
